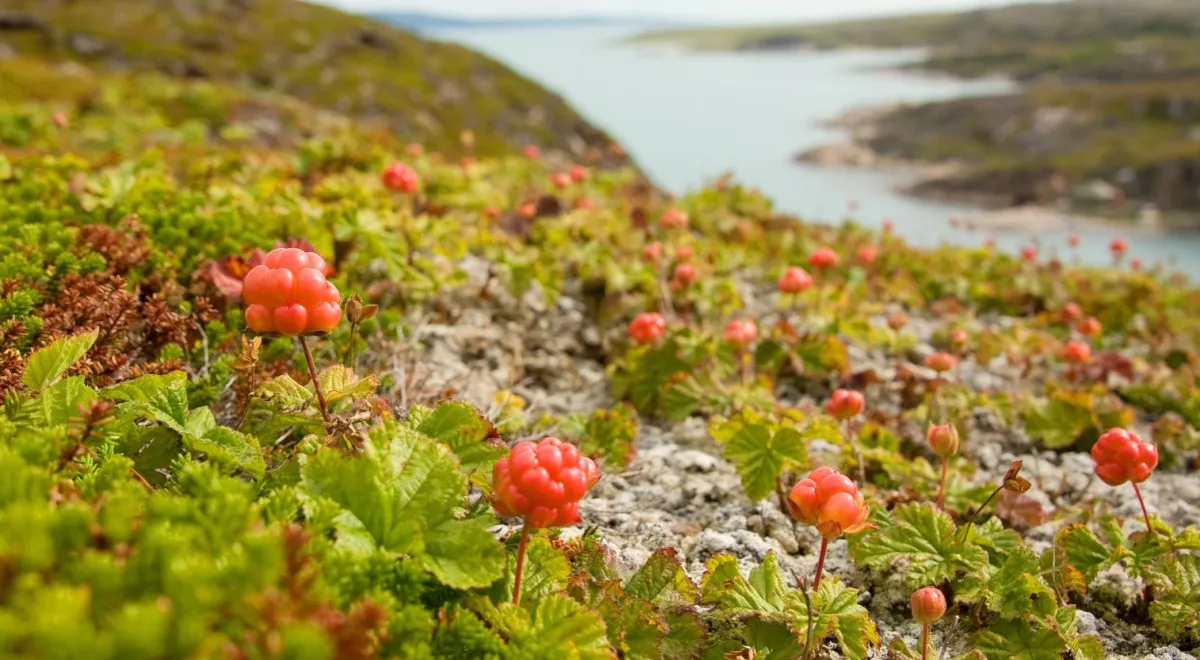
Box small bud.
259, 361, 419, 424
911, 587, 946, 624
927, 423, 959, 458
347, 294, 364, 324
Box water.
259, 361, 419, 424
432, 25, 1200, 277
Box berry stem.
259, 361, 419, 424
512, 524, 531, 605
921, 622, 930, 660
937, 458, 949, 510
299, 335, 330, 423
1131, 482, 1155, 536
812, 537, 829, 591
844, 419, 866, 486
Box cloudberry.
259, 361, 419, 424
491, 437, 601, 529
243, 248, 342, 336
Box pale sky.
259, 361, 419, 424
319, 0, 1054, 22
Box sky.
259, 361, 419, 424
318, 0, 1052, 22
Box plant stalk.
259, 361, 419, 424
845, 419, 866, 485
937, 458, 949, 510
299, 335, 330, 423
812, 537, 829, 590
1131, 482, 1155, 536
921, 622, 930, 660
512, 524, 532, 605
958, 484, 1002, 543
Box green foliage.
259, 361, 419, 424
1144, 553, 1200, 643
851, 503, 988, 588
708, 408, 813, 502
21, 330, 98, 391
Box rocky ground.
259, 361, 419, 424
388, 255, 1200, 660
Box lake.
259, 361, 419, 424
432, 25, 1200, 277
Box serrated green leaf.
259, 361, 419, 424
139, 382, 191, 434
852, 503, 988, 587
711, 409, 807, 502
625, 548, 699, 607
301, 423, 504, 589
1145, 553, 1200, 642
527, 593, 614, 659
986, 546, 1057, 618
255, 375, 313, 408
411, 401, 506, 473
187, 427, 265, 480
741, 616, 806, 660
185, 407, 218, 438
662, 609, 705, 660
1056, 524, 1116, 583
319, 365, 379, 403
973, 618, 1067, 660
22, 331, 98, 391
497, 536, 570, 603
702, 551, 787, 613
29, 376, 97, 426
100, 372, 186, 403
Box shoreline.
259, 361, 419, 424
796, 103, 1195, 235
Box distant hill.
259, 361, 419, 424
0, 0, 624, 160
375, 11, 671, 32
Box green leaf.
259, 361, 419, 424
100, 372, 187, 403
255, 375, 313, 408
184, 427, 265, 480
140, 382, 192, 434
852, 503, 988, 587
807, 577, 879, 660
319, 365, 380, 403
625, 548, 699, 607
1145, 553, 1200, 642
702, 552, 787, 613
973, 618, 1067, 660
985, 546, 1058, 618
22, 331, 99, 391
496, 535, 570, 603
576, 404, 639, 469
741, 616, 806, 660
662, 609, 706, 660
301, 423, 505, 589
411, 401, 506, 474
185, 407, 218, 438
710, 409, 807, 502
1056, 524, 1117, 583
29, 376, 97, 426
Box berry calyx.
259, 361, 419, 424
826, 389, 864, 420
243, 248, 342, 336
722, 319, 757, 346
1060, 340, 1091, 364
787, 467, 872, 539
661, 208, 689, 230
911, 587, 947, 624
926, 352, 958, 373
628, 313, 667, 345
808, 246, 840, 270
928, 423, 959, 458
778, 267, 813, 294
491, 437, 601, 529
382, 161, 419, 193
1091, 428, 1157, 487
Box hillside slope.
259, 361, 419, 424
0, 0, 620, 159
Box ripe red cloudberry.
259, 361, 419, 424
1060, 340, 1091, 364
778, 266, 813, 294
628, 313, 667, 344
911, 586, 947, 660
808, 246, 839, 270
243, 248, 342, 336
661, 208, 689, 230
788, 467, 872, 589
491, 437, 601, 529
857, 245, 878, 265
722, 319, 757, 346
826, 389, 864, 420
926, 352, 958, 373
1091, 427, 1158, 534
381, 161, 419, 193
